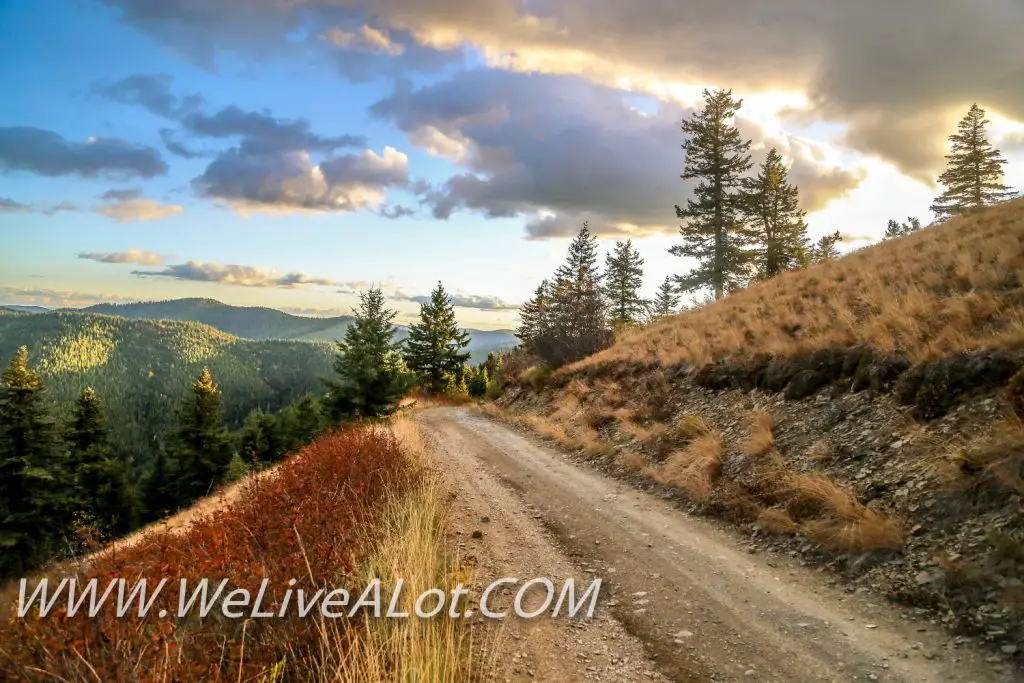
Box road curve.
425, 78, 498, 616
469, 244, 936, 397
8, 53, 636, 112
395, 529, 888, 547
419, 407, 1014, 683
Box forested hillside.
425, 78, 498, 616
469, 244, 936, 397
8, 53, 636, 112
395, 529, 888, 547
83, 298, 518, 361
0, 310, 333, 473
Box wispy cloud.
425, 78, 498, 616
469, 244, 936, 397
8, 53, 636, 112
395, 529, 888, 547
391, 288, 519, 310
94, 197, 185, 223
132, 260, 342, 288
77, 248, 170, 266
1, 197, 77, 215
0, 285, 139, 308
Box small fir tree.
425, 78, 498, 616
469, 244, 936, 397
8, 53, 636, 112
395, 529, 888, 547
325, 286, 411, 419
743, 147, 810, 280
168, 367, 235, 505
0, 347, 74, 575
603, 239, 646, 329
931, 104, 1016, 221
648, 276, 681, 321
403, 281, 472, 394
66, 387, 138, 537
548, 222, 612, 365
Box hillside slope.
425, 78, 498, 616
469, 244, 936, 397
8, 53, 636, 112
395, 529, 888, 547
494, 200, 1024, 667
0, 311, 334, 470
85, 298, 518, 361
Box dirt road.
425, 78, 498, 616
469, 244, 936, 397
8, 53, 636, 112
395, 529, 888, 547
419, 407, 1016, 683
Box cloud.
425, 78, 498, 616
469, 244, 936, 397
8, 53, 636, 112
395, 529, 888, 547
373, 70, 862, 238
93, 73, 205, 119
0, 197, 30, 213
192, 146, 410, 213
100, 0, 1024, 179
95, 197, 185, 223
391, 289, 519, 310
322, 25, 406, 56
180, 105, 366, 154
0, 285, 138, 308
1004, 132, 1024, 154
77, 248, 168, 266
0, 126, 167, 179
0, 197, 77, 216
131, 260, 341, 288
101, 188, 142, 201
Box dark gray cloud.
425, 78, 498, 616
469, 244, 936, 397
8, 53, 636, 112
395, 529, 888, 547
192, 146, 410, 212
180, 105, 366, 154
132, 260, 341, 288
93, 73, 205, 119
373, 70, 863, 238
100, 0, 1024, 179
101, 187, 142, 201
159, 128, 213, 159
0, 126, 168, 179
78, 248, 168, 266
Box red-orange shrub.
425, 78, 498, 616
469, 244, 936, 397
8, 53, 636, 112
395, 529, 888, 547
0, 425, 414, 681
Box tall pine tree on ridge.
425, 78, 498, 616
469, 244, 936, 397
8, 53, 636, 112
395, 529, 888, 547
672, 88, 754, 300
931, 103, 1016, 221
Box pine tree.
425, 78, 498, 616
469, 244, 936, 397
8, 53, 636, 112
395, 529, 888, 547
884, 217, 922, 239
603, 239, 646, 329
743, 147, 809, 280
66, 387, 137, 537
168, 367, 235, 504
141, 449, 176, 522
548, 222, 612, 365
517, 280, 554, 359
283, 394, 324, 448
931, 104, 1017, 221
403, 281, 472, 394
671, 89, 755, 299
239, 409, 285, 464
648, 276, 681, 321
325, 286, 411, 418
0, 347, 74, 575
467, 366, 489, 398
809, 231, 843, 263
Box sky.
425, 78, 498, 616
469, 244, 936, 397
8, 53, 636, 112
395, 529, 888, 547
1, 0, 1023, 330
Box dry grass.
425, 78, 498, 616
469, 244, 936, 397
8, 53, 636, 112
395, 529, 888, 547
617, 417, 669, 444
783, 472, 905, 552
333, 416, 475, 682
567, 199, 1024, 372
756, 508, 799, 535
618, 450, 647, 472
646, 432, 724, 501
674, 413, 711, 442
742, 409, 775, 457
945, 416, 1024, 496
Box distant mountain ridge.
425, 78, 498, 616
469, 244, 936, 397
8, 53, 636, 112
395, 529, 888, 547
82, 298, 518, 361
1, 305, 51, 314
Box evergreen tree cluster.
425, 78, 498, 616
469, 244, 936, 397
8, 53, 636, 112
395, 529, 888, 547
0, 345, 331, 578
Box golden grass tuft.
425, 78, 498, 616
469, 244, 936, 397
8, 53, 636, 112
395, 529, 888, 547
782, 472, 905, 552
646, 432, 723, 501
674, 413, 711, 443
565, 199, 1024, 372
756, 508, 799, 535
742, 409, 775, 457
333, 416, 476, 682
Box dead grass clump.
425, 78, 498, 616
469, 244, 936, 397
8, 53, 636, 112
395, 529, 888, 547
756, 508, 799, 535
567, 378, 590, 397
582, 405, 617, 429
618, 418, 669, 444
520, 364, 554, 390
742, 409, 775, 457
549, 392, 580, 422
618, 450, 647, 472
783, 472, 905, 552
674, 413, 711, 444
646, 432, 723, 501
575, 425, 615, 458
